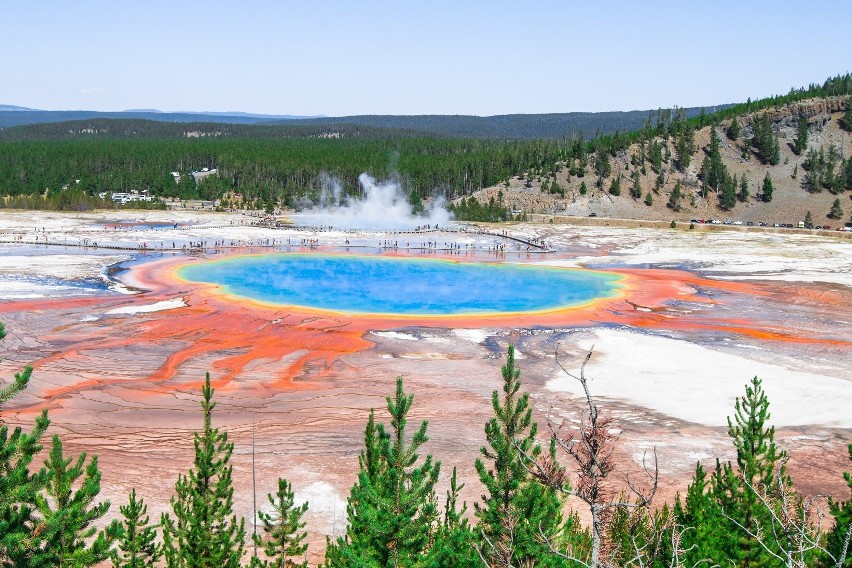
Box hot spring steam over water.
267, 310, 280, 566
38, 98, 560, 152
292, 173, 452, 229
177, 254, 623, 316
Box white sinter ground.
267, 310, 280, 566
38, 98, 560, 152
545, 327, 852, 428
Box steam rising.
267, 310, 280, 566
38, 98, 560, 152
294, 173, 453, 229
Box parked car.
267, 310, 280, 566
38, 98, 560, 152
588, 212, 597, 217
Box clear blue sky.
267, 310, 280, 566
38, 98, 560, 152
2, 0, 850, 116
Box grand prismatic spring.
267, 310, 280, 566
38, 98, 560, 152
177, 254, 623, 316
0, 210, 850, 557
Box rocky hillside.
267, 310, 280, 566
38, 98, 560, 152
466, 97, 852, 228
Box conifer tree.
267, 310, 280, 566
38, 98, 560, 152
0, 322, 50, 567
0, 323, 30, 406
727, 116, 741, 140
794, 114, 809, 155
825, 444, 852, 567
325, 378, 440, 567
322, 411, 380, 566
804, 165, 821, 193
771, 134, 781, 166
805, 210, 814, 228
838, 159, 850, 193
761, 172, 774, 202
630, 169, 642, 199
32, 435, 120, 568
699, 156, 712, 198
674, 463, 725, 566
595, 147, 611, 180
673, 122, 695, 171
700, 127, 729, 194
719, 172, 737, 210
753, 114, 781, 165
649, 140, 663, 173
841, 97, 852, 132
161, 373, 246, 568
608, 174, 621, 196
111, 488, 161, 568
711, 376, 790, 567
644, 192, 653, 206
829, 198, 844, 220
253, 478, 308, 568
607, 498, 674, 567
0, 411, 49, 567
666, 180, 682, 211
474, 346, 567, 566
428, 467, 480, 567
846, 158, 852, 191
738, 174, 750, 202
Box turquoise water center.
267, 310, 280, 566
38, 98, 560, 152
178, 254, 623, 316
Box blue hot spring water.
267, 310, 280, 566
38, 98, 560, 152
178, 254, 622, 316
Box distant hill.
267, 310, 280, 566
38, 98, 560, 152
186, 110, 325, 120
0, 109, 323, 130
0, 104, 36, 112
263, 107, 729, 139
0, 105, 728, 139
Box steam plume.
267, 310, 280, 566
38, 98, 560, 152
294, 173, 452, 230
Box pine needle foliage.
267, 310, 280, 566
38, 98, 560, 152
825, 444, 852, 567
161, 373, 246, 568
674, 462, 725, 566
0, 323, 31, 408
32, 435, 120, 567
711, 376, 791, 567
324, 377, 440, 567
253, 478, 309, 568
474, 346, 567, 567
426, 467, 479, 567
110, 488, 160, 568
0, 321, 49, 567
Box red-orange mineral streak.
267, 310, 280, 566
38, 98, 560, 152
2, 253, 848, 413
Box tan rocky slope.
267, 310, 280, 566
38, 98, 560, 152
466, 97, 851, 227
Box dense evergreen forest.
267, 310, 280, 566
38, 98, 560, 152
0, 136, 569, 207
0, 119, 432, 142
0, 73, 849, 215
1, 324, 850, 567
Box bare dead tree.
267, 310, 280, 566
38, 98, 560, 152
519, 346, 658, 568
722, 456, 850, 568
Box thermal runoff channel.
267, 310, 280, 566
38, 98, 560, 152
177, 254, 623, 316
